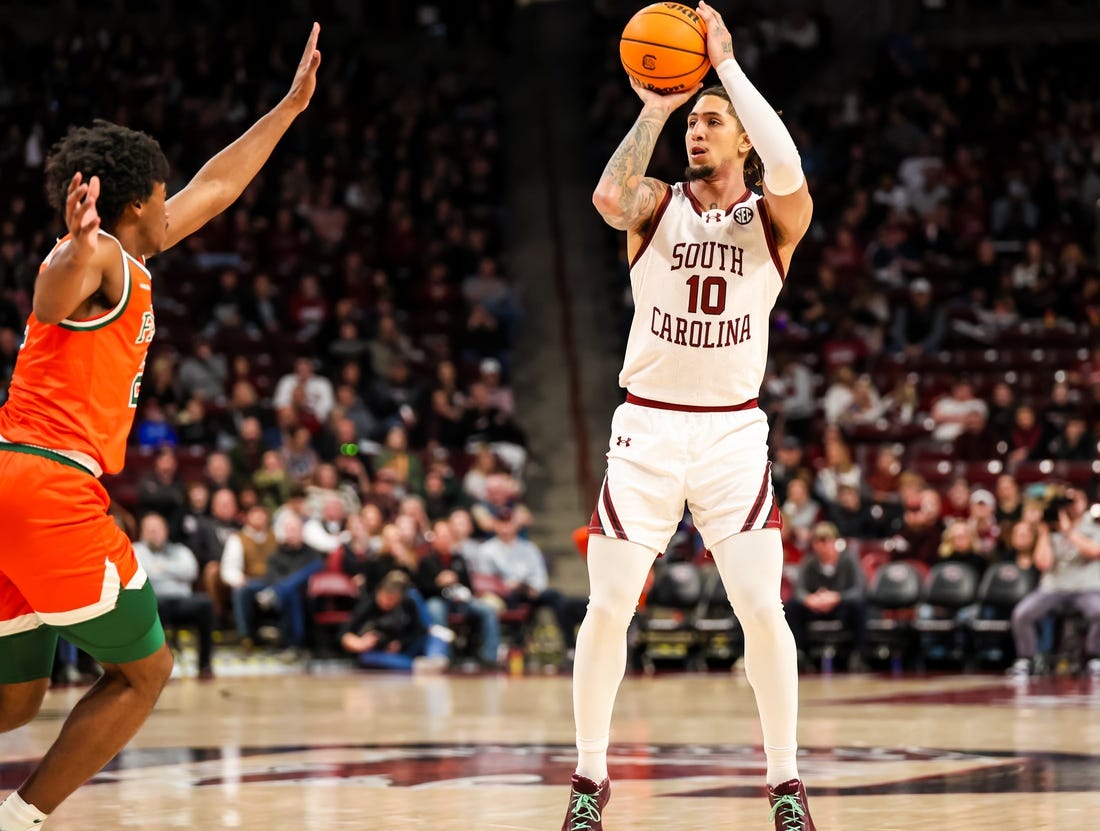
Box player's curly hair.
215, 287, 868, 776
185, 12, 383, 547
694, 85, 767, 190
45, 119, 169, 230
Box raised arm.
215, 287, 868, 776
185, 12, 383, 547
698, 1, 812, 249
33, 174, 125, 325
592, 78, 700, 235
162, 23, 321, 251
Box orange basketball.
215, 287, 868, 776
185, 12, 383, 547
620, 2, 710, 95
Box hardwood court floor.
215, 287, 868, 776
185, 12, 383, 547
3, 670, 1100, 830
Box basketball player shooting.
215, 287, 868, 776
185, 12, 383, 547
562, 3, 816, 830
0, 23, 320, 831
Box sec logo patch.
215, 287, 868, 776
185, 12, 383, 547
733, 206, 754, 225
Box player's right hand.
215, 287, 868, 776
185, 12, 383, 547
65, 172, 100, 259
629, 75, 702, 114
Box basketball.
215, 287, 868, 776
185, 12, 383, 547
620, 2, 709, 95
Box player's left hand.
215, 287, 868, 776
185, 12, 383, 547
285, 22, 322, 113
697, 2, 734, 69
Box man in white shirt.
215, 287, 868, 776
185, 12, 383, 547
133, 513, 215, 678
273, 356, 335, 424
930, 378, 989, 442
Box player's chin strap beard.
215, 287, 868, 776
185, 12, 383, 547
683, 163, 716, 182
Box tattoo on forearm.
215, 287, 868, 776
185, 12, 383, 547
600, 110, 666, 220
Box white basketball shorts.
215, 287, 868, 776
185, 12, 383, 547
588, 393, 780, 554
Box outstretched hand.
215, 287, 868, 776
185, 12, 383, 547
65, 173, 100, 260
284, 22, 322, 113
629, 75, 702, 115
697, 1, 734, 68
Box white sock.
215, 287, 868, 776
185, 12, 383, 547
572, 535, 658, 785
575, 734, 610, 783
0, 792, 48, 831
764, 744, 800, 786
711, 530, 801, 787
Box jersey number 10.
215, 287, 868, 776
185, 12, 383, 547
685, 275, 727, 315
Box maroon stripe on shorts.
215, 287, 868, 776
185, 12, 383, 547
602, 478, 628, 540
626, 392, 758, 413
741, 461, 772, 532
587, 502, 605, 536
763, 492, 782, 529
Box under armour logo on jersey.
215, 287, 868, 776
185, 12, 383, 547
733, 205, 754, 225
704, 210, 724, 224
615, 436, 632, 447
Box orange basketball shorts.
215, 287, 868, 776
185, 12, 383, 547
0, 444, 145, 634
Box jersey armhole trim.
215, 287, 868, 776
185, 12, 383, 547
629, 186, 673, 269
757, 198, 786, 282
58, 236, 133, 331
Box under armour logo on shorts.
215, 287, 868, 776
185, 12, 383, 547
616, 436, 631, 447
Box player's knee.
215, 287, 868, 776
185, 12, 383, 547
734, 597, 787, 635
583, 597, 637, 631
110, 644, 174, 701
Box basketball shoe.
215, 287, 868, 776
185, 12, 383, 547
767, 778, 817, 830
560, 774, 610, 831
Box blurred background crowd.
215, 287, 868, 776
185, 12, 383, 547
1, 0, 1099, 679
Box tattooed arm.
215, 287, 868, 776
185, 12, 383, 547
592, 77, 701, 234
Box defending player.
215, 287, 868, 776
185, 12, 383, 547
562, 3, 816, 830
0, 24, 321, 831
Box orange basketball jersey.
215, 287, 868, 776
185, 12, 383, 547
0, 231, 155, 476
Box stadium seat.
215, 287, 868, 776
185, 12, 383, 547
865, 561, 923, 668
969, 562, 1037, 666
690, 566, 742, 669
912, 561, 980, 666
635, 562, 703, 672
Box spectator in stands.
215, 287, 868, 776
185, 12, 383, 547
995, 474, 1023, 532
133, 513, 215, 678
306, 462, 361, 518
205, 451, 236, 492
1008, 405, 1044, 464
178, 336, 228, 403
894, 488, 944, 565
863, 447, 901, 505
474, 509, 581, 652
288, 273, 329, 342
937, 520, 989, 576
968, 489, 1001, 555
822, 366, 856, 426
1010, 488, 1100, 678
336, 513, 381, 589
304, 495, 349, 553
478, 357, 515, 419
829, 483, 878, 539
771, 436, 805, 504
255, 514, 325, 652
953, 409, 1000, 461
221, 505, 278, 646
142, 354, 183, 417
782, 477, 820, 549
987, 381, 1017, 440
942, 476, 973, 521
783, 522, 867, 671
423, 465, 465, 521
229, 416, 267, 484
889, 277, 945, 357
368, 314, 422, 378
931, 378, 988, 442
471, 473, 531, 539
1047, 413, 1094, 462
998, 520, 1041, 583
340, 570, 449, 673
838, 374, 885, 427
137, 447, 186, 530
418, 519, 502, 668
813, 437, 862, 505
461, 381, 528, 475
136, 399, 179, 450
462, 444, 500, 504
253, 450, 292, 511
375, 424, 425, 495
281, 425, 320, 483
274, 356, 335, 425
449, 508, 483, 571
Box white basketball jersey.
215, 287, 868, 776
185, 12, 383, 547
619, 182, 785, 407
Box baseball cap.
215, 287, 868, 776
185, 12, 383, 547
970, 489, 995, 507
479, 357, 502, 375
812, 521, 839, 540
911, 277, 932, 294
